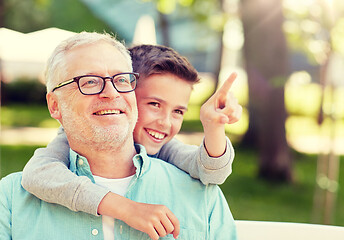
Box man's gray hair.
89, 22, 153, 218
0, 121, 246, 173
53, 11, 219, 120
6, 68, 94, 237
45, 31, 132, 92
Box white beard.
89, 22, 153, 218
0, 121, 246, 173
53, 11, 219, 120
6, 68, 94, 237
59, 101, 134, 151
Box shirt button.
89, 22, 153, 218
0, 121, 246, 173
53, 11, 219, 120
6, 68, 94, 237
78, 159, 84, 166
92, 228, 98, 236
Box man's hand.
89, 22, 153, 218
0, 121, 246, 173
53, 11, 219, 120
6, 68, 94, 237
200, 72, 242, 127
123, 201, 180, 240
200, 72, 242, 157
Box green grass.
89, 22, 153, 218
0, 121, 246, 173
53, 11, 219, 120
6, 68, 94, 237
0, 145, 42, 177
1, 144, 343, 226
221, 147, 344, 226
1, 104, 59, 128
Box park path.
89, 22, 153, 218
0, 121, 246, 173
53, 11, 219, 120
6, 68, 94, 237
1, 127, 343, 155
0, 127, 204, 146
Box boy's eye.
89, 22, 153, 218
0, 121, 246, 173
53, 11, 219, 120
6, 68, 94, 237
174, 109, 184, 115
148, 102, 160, 107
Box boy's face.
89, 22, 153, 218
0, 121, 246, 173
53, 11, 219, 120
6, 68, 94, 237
133, 73, 193, 155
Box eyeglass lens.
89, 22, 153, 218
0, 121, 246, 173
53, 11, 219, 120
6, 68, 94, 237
79, 73, 136, 94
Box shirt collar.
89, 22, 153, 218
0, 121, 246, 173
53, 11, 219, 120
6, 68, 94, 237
68, 144, 151, 180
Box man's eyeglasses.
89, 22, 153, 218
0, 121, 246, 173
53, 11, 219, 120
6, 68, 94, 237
52, 72, 139, 95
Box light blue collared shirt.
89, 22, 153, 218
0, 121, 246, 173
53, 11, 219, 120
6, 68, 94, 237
0, 144, 237, 239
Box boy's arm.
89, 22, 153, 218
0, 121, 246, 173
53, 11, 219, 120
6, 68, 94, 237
158, 137, 234, 185
21, 126, 109, 215
158, 73, 241, 185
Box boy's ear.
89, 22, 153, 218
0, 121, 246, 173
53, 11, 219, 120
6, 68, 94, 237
46, 92, 62, 120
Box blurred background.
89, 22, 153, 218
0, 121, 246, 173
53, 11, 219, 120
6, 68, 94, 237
0, 0, 343, 227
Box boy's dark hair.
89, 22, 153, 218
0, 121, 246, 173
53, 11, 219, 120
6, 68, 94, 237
129, 44, 200, 86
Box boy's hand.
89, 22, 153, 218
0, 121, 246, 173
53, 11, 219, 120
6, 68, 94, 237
123, 201, 180, 240
98, 193, 180, 240
200, 72, 242, 128
200, 72, 242, 157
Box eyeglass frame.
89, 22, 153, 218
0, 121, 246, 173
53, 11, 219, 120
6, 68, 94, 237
51, 72, 139, 95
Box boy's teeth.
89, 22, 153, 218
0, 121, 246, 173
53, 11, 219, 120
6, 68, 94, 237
147, 129, 165, 140
95, 110, 120, 115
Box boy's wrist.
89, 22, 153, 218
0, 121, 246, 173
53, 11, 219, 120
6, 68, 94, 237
203, 123, 225, 142
98, 192, 131, 220
203, 128, 227, 158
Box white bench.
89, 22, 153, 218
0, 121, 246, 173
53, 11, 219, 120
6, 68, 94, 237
235, 220, 344, 240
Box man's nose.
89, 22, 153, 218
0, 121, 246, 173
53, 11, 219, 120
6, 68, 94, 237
99, 79, 120, 99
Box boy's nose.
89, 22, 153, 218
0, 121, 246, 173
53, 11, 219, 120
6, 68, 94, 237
157, 112, 172, 128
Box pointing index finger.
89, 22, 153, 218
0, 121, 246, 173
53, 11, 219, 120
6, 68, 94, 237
216, 72, 237, 96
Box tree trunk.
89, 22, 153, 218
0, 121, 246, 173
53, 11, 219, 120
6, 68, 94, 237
0, 0, 4, 27
159, 12, 170, 47
240, 0, 292, 182
212, 0, 225, 93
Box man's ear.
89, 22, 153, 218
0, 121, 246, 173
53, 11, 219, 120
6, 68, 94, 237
46, 92, 62, 120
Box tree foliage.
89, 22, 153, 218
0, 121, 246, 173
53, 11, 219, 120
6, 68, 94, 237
283, 0, 344, 64
1, 0, 112, 33
144, 0, 228, 32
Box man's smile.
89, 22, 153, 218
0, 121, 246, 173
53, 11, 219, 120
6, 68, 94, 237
93, 109, 123, 116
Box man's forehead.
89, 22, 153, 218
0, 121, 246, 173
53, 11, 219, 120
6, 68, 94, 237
64, 42, 130, 76
65, 41, 118, 58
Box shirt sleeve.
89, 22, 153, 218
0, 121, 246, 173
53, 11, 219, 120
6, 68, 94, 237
157, 137, 234, 185
0, 175, 13, 240
21, 126, 109, 216
207, 185, 237, 240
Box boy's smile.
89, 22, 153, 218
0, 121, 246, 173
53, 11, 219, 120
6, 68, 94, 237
146, 128, 167, 141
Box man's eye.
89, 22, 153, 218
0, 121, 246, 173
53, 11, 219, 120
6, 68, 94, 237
115, 77, 130, 84
81, 78, 100, 88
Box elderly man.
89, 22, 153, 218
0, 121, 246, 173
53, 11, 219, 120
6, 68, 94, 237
0, 32, 237, 240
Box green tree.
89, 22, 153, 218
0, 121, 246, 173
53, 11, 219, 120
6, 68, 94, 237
1, 0, 112, 33
0, 0, 4, 27
240, 0, 292, 182
146, 0, 227, 90
284, 0, 344, 224
2, 0, 50, 32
